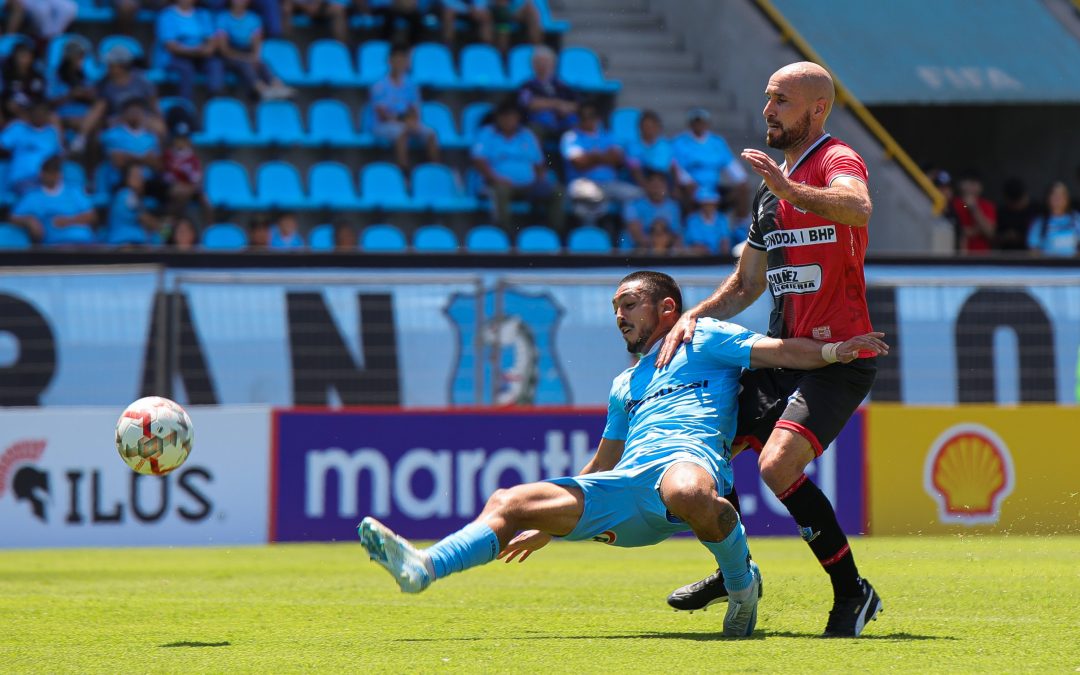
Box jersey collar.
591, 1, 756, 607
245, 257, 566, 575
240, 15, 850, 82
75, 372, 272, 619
781, 132, 831, 175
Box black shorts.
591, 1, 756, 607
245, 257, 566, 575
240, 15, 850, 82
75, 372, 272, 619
734, 359, 876, 457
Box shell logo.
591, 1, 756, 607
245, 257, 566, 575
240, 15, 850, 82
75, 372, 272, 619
923, 423, 1015, 526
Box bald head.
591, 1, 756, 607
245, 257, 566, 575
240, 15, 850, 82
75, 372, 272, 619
772, 62, 835, 115
763, 61, 835, 151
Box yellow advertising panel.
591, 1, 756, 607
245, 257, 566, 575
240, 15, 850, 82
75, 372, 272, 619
868, 405, 1080, 535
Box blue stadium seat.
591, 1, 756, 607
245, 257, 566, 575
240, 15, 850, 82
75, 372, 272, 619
357, 40, 390, 86
62, 162, 87, 192
517, 225, 561, 253
202, 223, 248, 250
0, 223, 31, 250
98, 35, 144, 64
308, 99, 369, 147
193, 98, 258, 146
558, 47, 621, 93
263, 39, 308, 86
460, 44, 510, 90
256, 100, 306, 145
255, 161, 308, 209
508, 45, 534, 86
420, 102, 465, 148
411, 43, 460, 88
307, 223, 335, 251
461, 102, 493, 144
0, 34, 33, 61
308, 39, 360, 86
465, 225, 511, 253
308, 162, 363, 209
413, 224, 459, 252
205, 161, 257, 209
412, 163, 478, 211
361, 224, 408, 252
568, 225, 612, 253
533, 0, 570, 33
74, 0, 115, 22
359, 162, 415, 210
611, 107, 641, 145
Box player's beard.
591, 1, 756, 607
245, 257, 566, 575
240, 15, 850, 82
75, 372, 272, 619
766, 110, 812, 150
623, 320, 655, 355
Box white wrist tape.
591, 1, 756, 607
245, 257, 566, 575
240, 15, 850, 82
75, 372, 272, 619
821, 342, 840, 364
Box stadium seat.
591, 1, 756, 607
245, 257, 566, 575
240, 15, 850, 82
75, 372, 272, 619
0, 223, 31, 250
307, 224, 335, 251
420, 102, 465, 148
465, 225, 511, 253
308, 99, 369, 147
568, 226, 612, 253
460, 44, 510, 90
411, 43, 460, 88
533, 0, 570, 33
411, 163, 477, 211
359, 162, 415, 210
98, 35, 144, 65
74, 0, 115, 22
517, 225, 561, 253
205, 161, 257, 209
611, 107, 641, 145
62, 162, 87, 192
308, 39, 360, 86
262, 39, 308, 86
361, 224, 408, 252
462, 102, 493, 143
255, 161, 308, 209
256, 100, 306, 146
413, 224, 458, 252
193, 98, 258, 146
308, 162, 363, 209
558, 47, 621, 93
508, 45, 534, 86
202, 223, 248, 250
357, 40, 390, 86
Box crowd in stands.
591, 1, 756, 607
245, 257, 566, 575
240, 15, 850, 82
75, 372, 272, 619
929, 167, 1080, 257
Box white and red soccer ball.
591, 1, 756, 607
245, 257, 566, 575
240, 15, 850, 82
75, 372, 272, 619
115, 397, 194, 476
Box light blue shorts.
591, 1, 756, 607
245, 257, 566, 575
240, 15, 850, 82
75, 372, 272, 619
547, 452, 733, 548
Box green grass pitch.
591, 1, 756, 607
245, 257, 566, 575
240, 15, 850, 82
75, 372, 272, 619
2, 535, 1078, 672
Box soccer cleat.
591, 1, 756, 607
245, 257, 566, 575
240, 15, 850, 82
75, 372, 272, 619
666, 567, 764, 611
823, 578, 882, 637
722, 561, 761, 638
357, 517, 433, 594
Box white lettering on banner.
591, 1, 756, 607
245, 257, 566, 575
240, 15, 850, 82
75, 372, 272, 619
762, 226, 837, 250
393, 449, 452, 519
767, 264, 823, 296
916, 66, 1022, 92
455, 450, 486, 517
306, 448, 389, 518
481, 449, 540, 498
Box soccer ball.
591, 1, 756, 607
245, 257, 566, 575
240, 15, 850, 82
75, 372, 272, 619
115, 397, 194, 476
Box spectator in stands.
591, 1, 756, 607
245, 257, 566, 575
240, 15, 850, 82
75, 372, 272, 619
492, 0, 542, 53
248, 216, 271, 248
623, 109, 677, 190
20, 0, 77, 39
647, 218, 680, 255
162, 127, 212, 220
684, 187, 732, 255
75, 44, 165, 153
1, 43, 46, 123
440, 0, 493, 45
10, 156, 97, 245
1027, 181, 1080, 257
0, 100, 63, 197
270, 211, 305, 249
166, 215, 199, 249
926, 167, 959, 236
995, 178, 1038, 251
283, 0, 349, 43
47, 41, 98, 135
561, 100, 640, 232
363, 0, 428, 46
672, 107, 749, 225
471, 99, 564, 236
217, 0, 296, 100
105, 163, 162, 246
952, 171, 996, 253
334, 222, 357, 250
370, 43, 440, 171
4, 0, 26, 34
156, 0, 225, 100
517, 45, 578, 146
114, 0, 142, 34
622, 170, 681, 250
100, 98, 161, 193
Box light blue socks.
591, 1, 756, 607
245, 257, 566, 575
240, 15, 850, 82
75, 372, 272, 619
426, 521, 501, 580
701, 520, 754, 592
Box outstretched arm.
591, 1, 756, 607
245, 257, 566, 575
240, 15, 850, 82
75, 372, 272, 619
749, 332, 888, 370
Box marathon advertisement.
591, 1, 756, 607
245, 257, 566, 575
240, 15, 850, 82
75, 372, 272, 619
270, 409, 866, 542
0, 407, 270, 548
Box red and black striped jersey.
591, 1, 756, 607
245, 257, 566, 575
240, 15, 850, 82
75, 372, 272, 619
746, 134, 872, 342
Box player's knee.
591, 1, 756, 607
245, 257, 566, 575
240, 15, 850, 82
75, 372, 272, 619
485, 488, 515, 516
662, 472, 714, 519
758, 449, 802, 493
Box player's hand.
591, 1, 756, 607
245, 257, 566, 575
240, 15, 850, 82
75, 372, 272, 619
497, 529, 551, 563
656, 312, 698, 368
741, 149, 792, 201
835, 332, 889, 363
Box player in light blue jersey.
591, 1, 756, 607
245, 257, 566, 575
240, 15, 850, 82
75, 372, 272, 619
358, 271, 886, 637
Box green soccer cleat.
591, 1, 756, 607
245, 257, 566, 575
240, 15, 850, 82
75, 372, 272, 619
722, 561, 761, 638
357, 517, 433, 594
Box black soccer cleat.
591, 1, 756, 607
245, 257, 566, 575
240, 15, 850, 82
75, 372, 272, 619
666, 568, 764, 612
823, 578, 882, 637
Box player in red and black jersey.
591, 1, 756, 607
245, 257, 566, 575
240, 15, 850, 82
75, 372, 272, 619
656, 62, 882, 637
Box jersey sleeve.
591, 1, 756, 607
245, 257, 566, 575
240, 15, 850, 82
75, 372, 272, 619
746, 188, 766, 250
823, 145, 869, 186
602, 376, 629, 441
695, 319, 765, 368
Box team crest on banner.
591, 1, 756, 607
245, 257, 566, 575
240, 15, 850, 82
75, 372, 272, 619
444, 289, 570, 405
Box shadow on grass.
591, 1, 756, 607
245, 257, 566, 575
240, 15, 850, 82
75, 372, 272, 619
395, 631, 953, 643
159, 641, 232, 648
